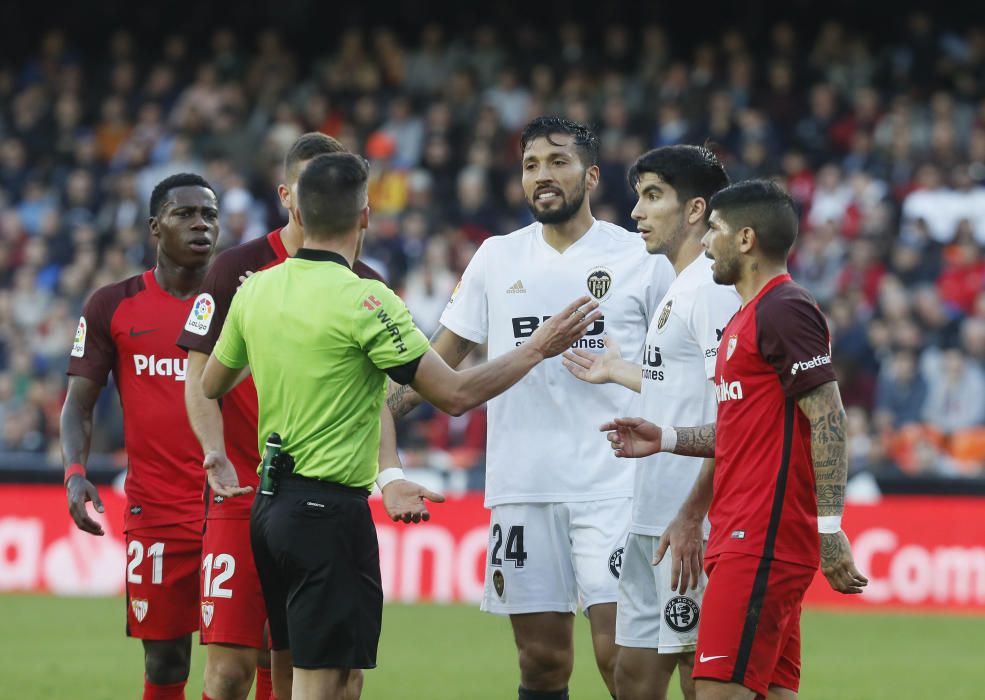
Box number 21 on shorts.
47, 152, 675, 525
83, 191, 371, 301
127, 541, 164, 584
491, 524, 528, 568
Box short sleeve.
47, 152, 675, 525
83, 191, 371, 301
212, 290, 249, 370
642, 255, 676, 325
355, 282, 430, 370
691, 283, 741, 380
438, 241, 489, 343
756, 293, 836, 397
67, 287, 118, 385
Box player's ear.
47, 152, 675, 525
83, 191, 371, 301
738, 226, 756, 254
359, 205, 370, 230
148, 216, 160, 240
687, 197, 707, 226
277, 183, 291, 210
585, 164, 600, 192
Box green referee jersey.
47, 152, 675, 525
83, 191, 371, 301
213, 249, 429, 490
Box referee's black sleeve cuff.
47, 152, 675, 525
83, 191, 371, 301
385, 355, 423, 385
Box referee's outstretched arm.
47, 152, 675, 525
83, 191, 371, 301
410, 295, 601, 416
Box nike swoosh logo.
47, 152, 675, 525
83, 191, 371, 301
699, 653, 728, 662
129, 328, 157, 337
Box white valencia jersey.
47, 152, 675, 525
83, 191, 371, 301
632, 255, 741, 536
440, 220, 674, 507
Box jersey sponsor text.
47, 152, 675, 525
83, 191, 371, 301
790, 353, 832, 375
133, 354, 188, 381
715, 377, 744, 402
511, 315, 606, 348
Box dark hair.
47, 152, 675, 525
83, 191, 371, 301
285, 132, 346, 184
627, 145, 729, 206
709, 180, 799, 261
297, 153, 369, 239
520, 116, 600, 167
149, 173, 216, 217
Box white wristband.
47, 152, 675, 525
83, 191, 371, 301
376, 468, 405, 489
660, 426, 678, 453
818, 515, 842, 534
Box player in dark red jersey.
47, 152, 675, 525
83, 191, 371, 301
61, 173, 219, 700
601, 180, 867, 699
179, 132, 441, 700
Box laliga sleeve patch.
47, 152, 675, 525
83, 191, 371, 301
447, 279, 462, 306
71, 316, 87, 357
184, 293, 216, 336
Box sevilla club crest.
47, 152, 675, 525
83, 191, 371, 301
131, 598, 149, 623
726, 334, 739, 360
202, 601, 215, 627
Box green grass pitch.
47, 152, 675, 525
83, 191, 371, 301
1, 596, 982, 699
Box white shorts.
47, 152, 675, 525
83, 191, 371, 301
480, 498, 630, 616
615, 532, 707, 653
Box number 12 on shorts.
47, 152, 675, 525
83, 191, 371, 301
491, 524, 528, 568
201, 553, 236, 598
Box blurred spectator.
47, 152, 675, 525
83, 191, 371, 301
874, 351, 928, 430
921, 348, 985, 434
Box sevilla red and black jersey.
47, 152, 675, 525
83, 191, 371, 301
708, 274, 836, 568
68, 269, 205, 533
176, 229, 385, 520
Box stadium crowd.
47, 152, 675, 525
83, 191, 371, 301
1, 14, 984, 482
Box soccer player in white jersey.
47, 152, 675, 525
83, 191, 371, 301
388, 117, 674, 699
562, 145, 738, 700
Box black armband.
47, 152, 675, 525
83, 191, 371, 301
385, 355, 423, 385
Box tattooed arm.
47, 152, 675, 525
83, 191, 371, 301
797, 381, 868, 595
386, 324, 478, 419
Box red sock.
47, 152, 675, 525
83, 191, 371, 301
255, 666, 273, 700
143, 679, 185, 700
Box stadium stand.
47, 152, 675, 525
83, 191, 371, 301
0, 11, 983, 489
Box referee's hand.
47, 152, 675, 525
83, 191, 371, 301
529, 296, 602, 358
382, 479, 445, 524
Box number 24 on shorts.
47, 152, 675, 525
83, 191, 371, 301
491, 525, 528, 568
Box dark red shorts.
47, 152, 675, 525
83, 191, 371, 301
694, 552, 816, 697
125, 522, 202, 640
200, 517, 267, 647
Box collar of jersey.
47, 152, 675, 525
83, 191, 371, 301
536, 218, 599, 255
293, 248, 351, 268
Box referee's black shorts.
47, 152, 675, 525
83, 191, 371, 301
250, 474, 383, 669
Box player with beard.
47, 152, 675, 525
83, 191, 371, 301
62, 174, 218, 700
602, 180, 867, 699
387, 117, 675, 700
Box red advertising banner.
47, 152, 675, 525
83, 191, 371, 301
1, 485, 983, 613
805, 496, 985, 613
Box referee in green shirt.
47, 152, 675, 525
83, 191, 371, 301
201, 152, 601, 699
